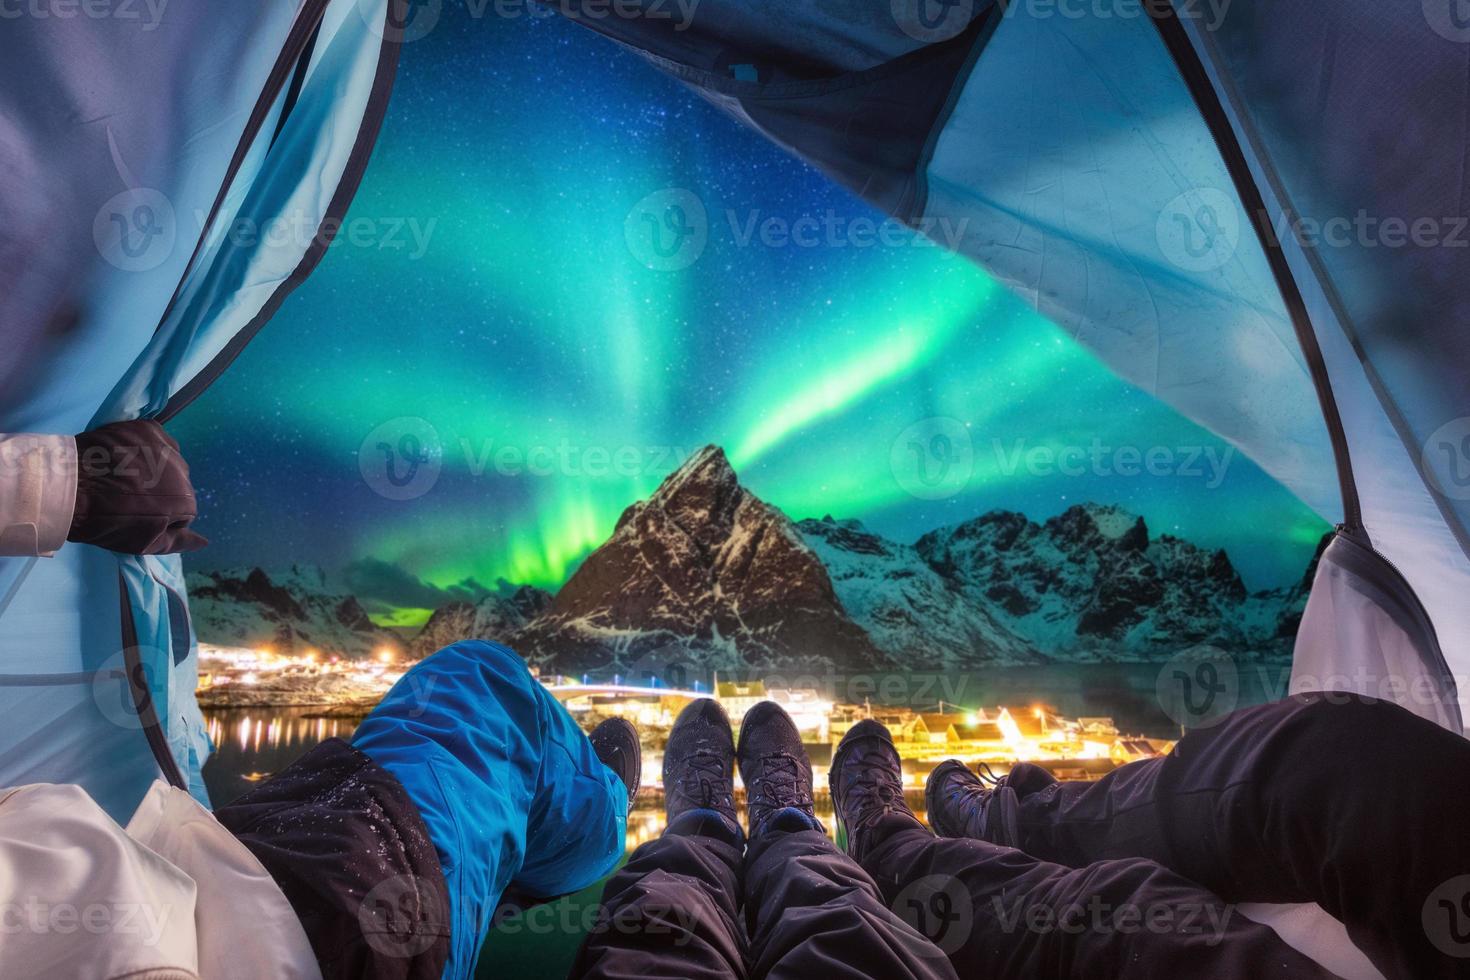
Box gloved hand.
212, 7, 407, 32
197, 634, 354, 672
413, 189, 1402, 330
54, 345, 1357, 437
69, 419, 208, 555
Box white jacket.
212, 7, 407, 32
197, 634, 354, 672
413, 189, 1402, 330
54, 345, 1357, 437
0, 432, 75, 557
0, 781, 320, 980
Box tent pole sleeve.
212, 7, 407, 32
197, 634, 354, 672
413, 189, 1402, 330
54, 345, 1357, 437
1145, 0, 1362, 533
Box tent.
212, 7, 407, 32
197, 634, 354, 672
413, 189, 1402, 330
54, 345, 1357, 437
2, 0, 1467, 839
0, 0, 406, 820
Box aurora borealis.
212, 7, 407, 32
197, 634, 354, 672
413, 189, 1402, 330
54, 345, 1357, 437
172, 5, 1329, 628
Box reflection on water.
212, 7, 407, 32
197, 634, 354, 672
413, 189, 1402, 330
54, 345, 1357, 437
202, 708, 359, 807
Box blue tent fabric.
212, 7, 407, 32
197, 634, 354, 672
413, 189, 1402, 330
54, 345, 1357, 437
352, 641, 628, 979
545, 0, 1470, 731
0, 0, 404, 821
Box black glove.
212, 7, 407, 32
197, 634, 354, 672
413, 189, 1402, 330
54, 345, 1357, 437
69, 419, 208, 555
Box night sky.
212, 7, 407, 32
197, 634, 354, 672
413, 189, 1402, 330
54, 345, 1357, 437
171, 5, 1328, 627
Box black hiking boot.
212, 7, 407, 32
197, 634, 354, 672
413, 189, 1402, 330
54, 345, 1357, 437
589, 717, 641, 814
663, 699, 742, 843
736, 701, 820, 837
830, 719, 925, 861
924, 760, 1018, 847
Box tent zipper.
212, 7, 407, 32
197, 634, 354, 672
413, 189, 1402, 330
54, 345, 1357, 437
1145, 0, 1363, 536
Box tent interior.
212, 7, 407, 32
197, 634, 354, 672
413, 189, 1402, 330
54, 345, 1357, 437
2, 1, 1467, 977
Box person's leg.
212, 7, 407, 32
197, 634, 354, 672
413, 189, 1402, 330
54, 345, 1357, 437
571, 813, 748, 980
834, 720, 1336, 980
574, 698, 749, 979
930, 692, 1470, 979
350, 640, 629, 978
736, 702, 959, 980
742, 825, 959, 980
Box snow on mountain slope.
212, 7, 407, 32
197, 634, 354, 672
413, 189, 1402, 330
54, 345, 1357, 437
185, 565, 398, 659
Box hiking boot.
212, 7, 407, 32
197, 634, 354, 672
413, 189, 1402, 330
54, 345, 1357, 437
589, 717, 641, 814
830, 719, 925, 861
736, 701, 820, 837
663, 699, 741, 842
926, 760, 1054, 848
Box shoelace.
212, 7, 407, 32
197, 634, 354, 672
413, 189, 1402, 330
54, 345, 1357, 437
750, 753, 813, 810
842, 749, 906, 825
679, 749, 733, 809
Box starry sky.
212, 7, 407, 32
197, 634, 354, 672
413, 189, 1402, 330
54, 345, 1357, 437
172, 4, 1329, 627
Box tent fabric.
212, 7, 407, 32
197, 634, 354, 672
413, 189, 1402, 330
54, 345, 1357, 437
1172, 4, 1470, 727
0, 0, 403, 822
547, 0, 1470, 733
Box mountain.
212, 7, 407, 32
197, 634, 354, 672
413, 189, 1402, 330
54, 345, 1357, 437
186, 449, 1314, 670
185, 565, 398, 659
797, 517, 1039, 667
409, 585, 552, 659
910, 504, 1303, 660
510, 446, 888, 673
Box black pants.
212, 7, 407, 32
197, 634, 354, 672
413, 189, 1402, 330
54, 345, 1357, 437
1004, 692, 1470, 979
572, 813, 1326, 979
570, 813, 959, 980
214, 738, 452, 980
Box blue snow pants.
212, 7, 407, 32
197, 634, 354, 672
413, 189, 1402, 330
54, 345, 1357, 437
352, 641, 628, 978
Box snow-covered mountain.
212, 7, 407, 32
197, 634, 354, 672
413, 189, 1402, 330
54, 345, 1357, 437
409, 585, 552, 659
186, 448, 1314, 670
797, 517, 1040, 668
510, 446, 887, 673
909, 504, 1306, 661
185, 565, 398, 660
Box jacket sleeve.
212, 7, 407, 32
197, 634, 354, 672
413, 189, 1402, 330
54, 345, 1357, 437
0, 433, 76, 557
